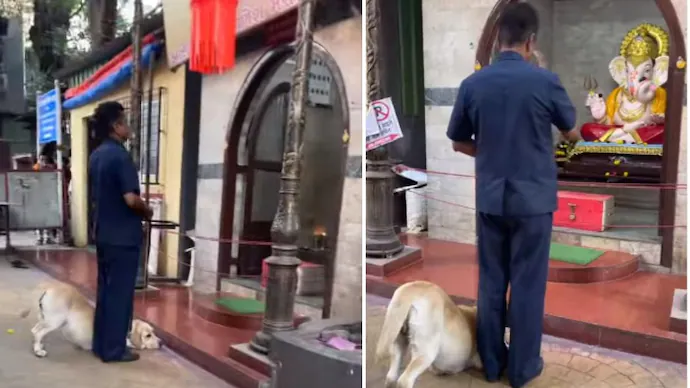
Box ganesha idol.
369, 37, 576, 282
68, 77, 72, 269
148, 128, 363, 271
581, 23, 669, 146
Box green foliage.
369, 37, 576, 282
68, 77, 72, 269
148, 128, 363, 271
0, 0, 27, 19
115, 13, 131, 35
24, 47, 52, 108
23, 0, 86, 104
24, 0, 131, 98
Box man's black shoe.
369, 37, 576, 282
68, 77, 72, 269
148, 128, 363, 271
105, 351, 140, 363
485, 367, 506, 383
510, 357, 544, 388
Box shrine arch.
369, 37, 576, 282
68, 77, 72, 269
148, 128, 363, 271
215, 43, 351, 302
474, 0, 686, 269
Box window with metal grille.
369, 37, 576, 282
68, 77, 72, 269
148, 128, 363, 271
114, 87, 165, 184
139, 98, 160, 181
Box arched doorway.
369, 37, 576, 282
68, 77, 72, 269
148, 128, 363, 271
237, 82, 290, 275
474, 0, 686, 268
215, 44, 350, 291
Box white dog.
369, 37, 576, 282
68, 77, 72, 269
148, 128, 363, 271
21, 281, 161, 358
376, 281, 482, 388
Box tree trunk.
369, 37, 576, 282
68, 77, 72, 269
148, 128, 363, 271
88, 0, 118, 46
29, 0, 72, 73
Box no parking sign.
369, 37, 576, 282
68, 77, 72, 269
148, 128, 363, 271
365, 97, 403, 151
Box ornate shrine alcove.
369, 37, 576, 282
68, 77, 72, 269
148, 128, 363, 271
476, 0, 686, 267
216, 43, 350, 304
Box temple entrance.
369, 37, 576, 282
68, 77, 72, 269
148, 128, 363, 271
237, 83, 290, 276
477, 0, 685, 268
85, 116, 100, 246
217, 44, 350, 310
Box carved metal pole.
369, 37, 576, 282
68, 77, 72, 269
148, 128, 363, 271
250, 0, 316, 355
129, 0, 143, 164
365, 0, 404, 257
130, 0, 148, 290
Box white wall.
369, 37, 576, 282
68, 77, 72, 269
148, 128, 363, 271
423, 0, 495, 244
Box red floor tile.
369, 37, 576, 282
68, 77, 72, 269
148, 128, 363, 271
367, 235, 687, 363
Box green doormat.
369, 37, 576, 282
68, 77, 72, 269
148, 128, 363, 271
215, 297, 265, 314
549, 243, 605, 265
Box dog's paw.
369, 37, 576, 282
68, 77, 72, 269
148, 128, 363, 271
33, 348, 47, 358
384, 379, 397, 388
429, 366, 450, 376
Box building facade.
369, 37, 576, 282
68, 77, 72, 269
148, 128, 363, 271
186, 3, 363, 319
0, 16, 30, 155
57, 16, 191, 277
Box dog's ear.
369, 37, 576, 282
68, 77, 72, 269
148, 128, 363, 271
129, 322, 144, 350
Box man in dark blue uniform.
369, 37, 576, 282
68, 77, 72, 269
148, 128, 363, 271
446, 3, 578, 387
89, 101, 152, 363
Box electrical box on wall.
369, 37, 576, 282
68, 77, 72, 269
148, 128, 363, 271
307, 58, 332, 108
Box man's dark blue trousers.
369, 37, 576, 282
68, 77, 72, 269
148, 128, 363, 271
476, 212, 552, 387
92, 244, 140, 362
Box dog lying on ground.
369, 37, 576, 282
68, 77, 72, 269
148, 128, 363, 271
20, 281, 161, 358
375, 281, 482, 388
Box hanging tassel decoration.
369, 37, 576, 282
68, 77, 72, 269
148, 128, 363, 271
202, 0, 215, 72
190, 0, 205, 72
190, 0, 238, 74
190, 0, 213, 73
206, 0, 217, 73
215, 0, 239, 73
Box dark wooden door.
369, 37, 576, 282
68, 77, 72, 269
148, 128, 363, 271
86, 117, 99, 245
237, 84, 290, 276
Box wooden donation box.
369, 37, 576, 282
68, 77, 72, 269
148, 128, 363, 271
554, 191, 614, 232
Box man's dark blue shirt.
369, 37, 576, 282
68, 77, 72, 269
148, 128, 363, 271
447, 51, 576, 216
89, 138, 143, 246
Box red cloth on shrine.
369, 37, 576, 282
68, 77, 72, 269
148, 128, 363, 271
580, 123, 665, 145
190, 0, 238, 74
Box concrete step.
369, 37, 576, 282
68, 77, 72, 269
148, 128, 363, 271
548, 249, 639, 283
551, 229, 661, 267
221, 277, 323, 320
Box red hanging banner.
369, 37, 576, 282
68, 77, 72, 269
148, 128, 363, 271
190, 0, 238, 74
216, 0, 238, 73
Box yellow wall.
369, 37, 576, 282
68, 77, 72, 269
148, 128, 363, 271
69, 61, 186, 277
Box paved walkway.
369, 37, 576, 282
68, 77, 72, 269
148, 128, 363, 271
0, 255, 233, 388
366, 295, 687, 388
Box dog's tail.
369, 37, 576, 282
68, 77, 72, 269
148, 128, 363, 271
18, 280, 58, 319
375, 285, 415, 364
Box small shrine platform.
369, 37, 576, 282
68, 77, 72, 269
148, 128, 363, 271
366, 235, 687, 364
191, 292, 309, 331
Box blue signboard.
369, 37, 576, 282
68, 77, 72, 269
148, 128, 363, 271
37, 89, 60, 145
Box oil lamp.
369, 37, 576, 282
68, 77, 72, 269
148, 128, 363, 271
313, 225, 327, 251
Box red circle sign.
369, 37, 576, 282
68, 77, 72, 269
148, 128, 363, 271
373, 101, 390, 121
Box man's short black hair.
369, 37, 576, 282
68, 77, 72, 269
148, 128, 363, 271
92, 101, 125, 138
497, 2, 539, 47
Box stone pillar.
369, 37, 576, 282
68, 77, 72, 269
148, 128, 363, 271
251, 258, 301, 353
365, 0, 404, 258
366, 150, 403, 256
250, 0, 316, 355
